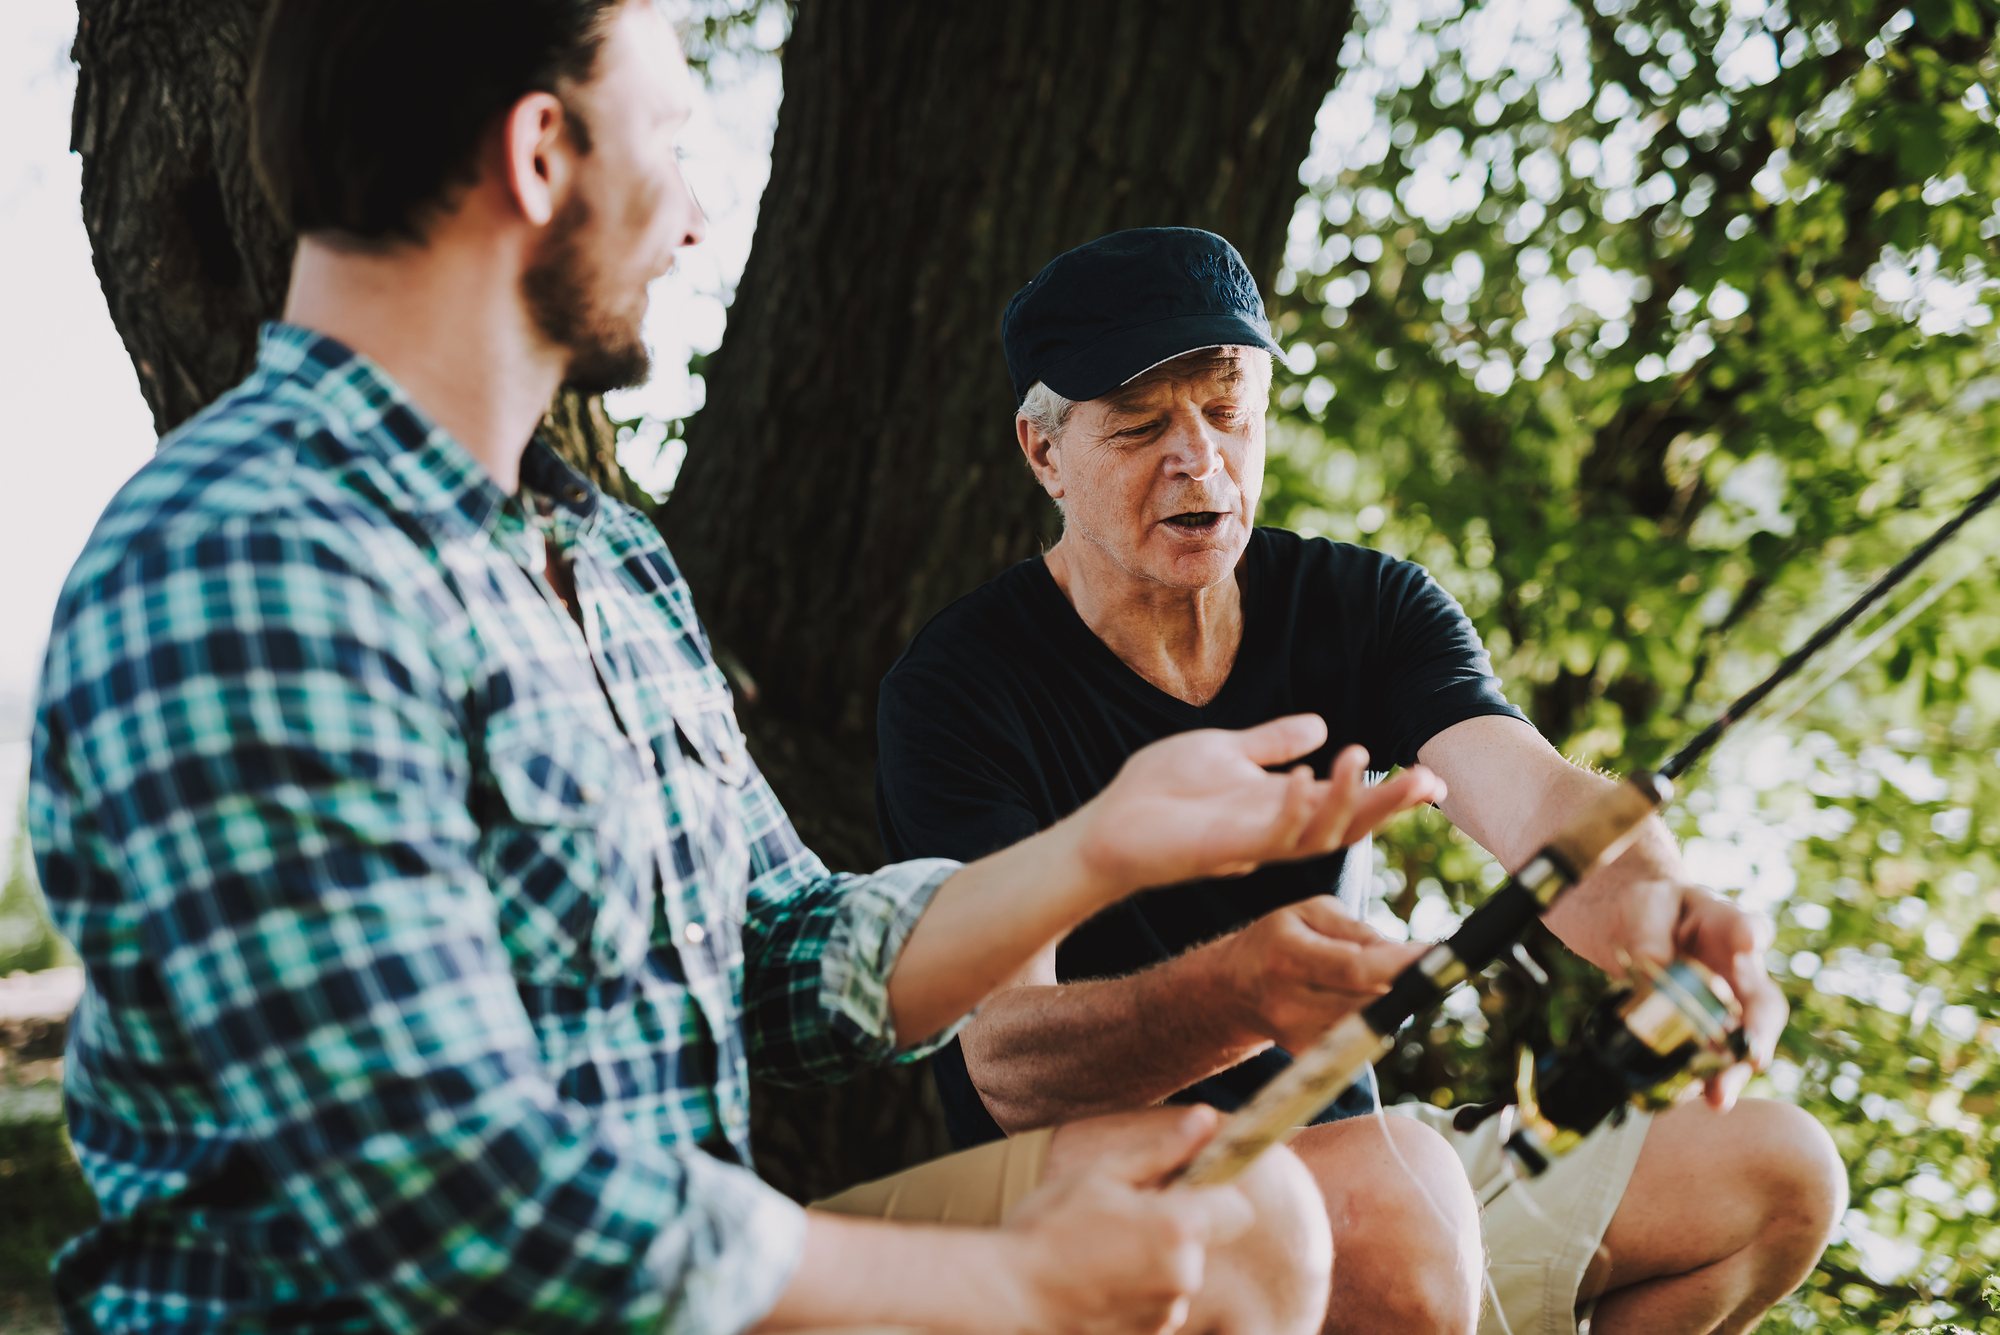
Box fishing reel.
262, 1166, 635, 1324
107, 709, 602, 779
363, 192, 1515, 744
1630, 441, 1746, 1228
1457, 954, 1746, 1177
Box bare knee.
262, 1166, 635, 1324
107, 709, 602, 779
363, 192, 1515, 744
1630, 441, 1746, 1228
1295, 1115, 1481, 1335
1188, 1143, 1333, 1335
1741, 1100, 1846, 1261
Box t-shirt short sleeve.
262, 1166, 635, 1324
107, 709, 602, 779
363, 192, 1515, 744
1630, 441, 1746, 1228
1361, 551, 1526, 767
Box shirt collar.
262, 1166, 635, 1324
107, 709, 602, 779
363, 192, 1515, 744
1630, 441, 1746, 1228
255, 322, 598, 541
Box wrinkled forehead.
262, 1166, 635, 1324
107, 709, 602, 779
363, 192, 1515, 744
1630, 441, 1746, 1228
1099, 347, 1267, 414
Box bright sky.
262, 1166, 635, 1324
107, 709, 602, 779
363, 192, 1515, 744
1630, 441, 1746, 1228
0, 0, 779, 852
0, 2, 155, 744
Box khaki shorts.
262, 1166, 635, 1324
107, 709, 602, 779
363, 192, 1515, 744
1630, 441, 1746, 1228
808, 1107, 1649, 1335
813, 1125, 1055, 1226
1386, 1102, 1654, 1335
785, 1133, 1056, 1335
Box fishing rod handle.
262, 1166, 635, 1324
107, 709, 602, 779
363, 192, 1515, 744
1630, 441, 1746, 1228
1361, 770, 1674, 1034
1179, 1014, 1393, 1185
1548, 771, 1674, 885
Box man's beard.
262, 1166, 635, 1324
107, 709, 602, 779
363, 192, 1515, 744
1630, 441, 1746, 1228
522, 191, 651, 395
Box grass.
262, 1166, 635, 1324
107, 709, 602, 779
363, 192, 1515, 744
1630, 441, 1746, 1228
0, 1116, 95, 1332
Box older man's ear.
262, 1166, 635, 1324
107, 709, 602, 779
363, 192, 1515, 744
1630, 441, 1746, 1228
1016, 414, 1066, 500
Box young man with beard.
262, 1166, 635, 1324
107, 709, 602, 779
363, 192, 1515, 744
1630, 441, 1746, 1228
875, 228, 1848, 1335
25, 11, 1447, 1334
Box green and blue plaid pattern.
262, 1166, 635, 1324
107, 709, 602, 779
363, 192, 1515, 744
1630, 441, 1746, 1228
29, 323, 960, 1335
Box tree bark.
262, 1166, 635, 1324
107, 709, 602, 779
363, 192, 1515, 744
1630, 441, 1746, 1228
671, 1, 1354, 872
69, 0, 632, 488
72, 0, 289, 435
667, 1, 1353, 1200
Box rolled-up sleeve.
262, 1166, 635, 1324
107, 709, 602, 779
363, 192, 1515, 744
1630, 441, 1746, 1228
736, 770, 964, 1085
39, 515, 806, 1335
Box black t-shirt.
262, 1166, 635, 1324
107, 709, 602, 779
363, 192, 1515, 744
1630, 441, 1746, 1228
876, 527, 1526, 1148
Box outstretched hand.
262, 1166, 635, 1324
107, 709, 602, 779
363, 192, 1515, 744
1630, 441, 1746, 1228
1077, 715, 1446, 893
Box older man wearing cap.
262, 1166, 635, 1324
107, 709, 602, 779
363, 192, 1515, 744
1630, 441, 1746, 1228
874, 228, 1846, 1335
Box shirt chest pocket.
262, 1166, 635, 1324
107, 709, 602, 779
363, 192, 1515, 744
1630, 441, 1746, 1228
484, 727, 660, 986
669, 686, 753, 789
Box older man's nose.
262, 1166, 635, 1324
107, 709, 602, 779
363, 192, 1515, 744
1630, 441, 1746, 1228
1165, 424, 1226, 480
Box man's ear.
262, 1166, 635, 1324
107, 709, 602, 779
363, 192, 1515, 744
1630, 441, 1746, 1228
1016, 415, 1065, 500
501, 92, 574, 227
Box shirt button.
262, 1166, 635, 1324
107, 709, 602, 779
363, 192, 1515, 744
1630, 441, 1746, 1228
683, 922, 707, 946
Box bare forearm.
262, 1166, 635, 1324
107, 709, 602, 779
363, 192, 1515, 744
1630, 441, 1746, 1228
887, 815, 1117, 1045
889, 715, 1448, 1050
755, 1213, 1018, 1334
963, 946, 1268, 1133
1425, 718, 1686, 976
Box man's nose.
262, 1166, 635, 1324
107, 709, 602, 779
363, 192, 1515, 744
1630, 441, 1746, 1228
674, 158, 710, 249
681, 190, 710, 250
1163, 421, 1225, 481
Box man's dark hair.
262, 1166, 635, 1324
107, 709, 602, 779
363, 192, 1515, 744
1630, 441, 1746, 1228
250, 0, 625, 244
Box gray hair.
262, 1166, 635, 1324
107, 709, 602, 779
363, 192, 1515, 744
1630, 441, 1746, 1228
1015, 348, 1275, 443
1018, 380, 1079, 443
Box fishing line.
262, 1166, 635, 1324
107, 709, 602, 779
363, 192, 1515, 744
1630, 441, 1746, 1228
1658, 470, 2000, 782
1761, 544, 1995, 734
1364, 1081, 1521, 1335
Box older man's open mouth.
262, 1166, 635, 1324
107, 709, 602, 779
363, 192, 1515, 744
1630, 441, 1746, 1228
1163, 510, 1226, 531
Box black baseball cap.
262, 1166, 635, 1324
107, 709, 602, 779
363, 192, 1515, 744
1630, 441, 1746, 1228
1001, 227, 1283, 406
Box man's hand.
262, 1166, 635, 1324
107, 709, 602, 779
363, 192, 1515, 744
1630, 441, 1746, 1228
1078, 716, 1445, 893
999, 1107, 1253, 1335
1419, 715, 1785, 1112
1213, 897, 1424, 1056
1584, 874, 1783, 1109
887, 717, 1438, 1066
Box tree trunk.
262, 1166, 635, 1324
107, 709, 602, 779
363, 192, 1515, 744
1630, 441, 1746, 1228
70, 0, 631, 487
669, 1, 1353, 1200
671, 1, 1354, 872
72, 0, 288, 435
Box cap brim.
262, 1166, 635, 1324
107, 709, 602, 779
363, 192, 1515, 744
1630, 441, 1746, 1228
1035, 312, 1283, 404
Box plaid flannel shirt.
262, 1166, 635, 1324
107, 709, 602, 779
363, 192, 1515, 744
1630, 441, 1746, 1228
29, 323, 962, 1335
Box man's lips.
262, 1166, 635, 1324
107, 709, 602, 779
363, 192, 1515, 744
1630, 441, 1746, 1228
1163, 510, 1226, 530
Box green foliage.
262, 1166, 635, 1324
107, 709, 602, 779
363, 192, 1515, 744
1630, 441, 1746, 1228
1262, 0, 2000, 1327
677, 0, 790, 76
0, 1119, 96, 1327
0, 798, 68, 979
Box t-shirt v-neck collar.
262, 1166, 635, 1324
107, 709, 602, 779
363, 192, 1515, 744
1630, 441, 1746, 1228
1025, 534, 1267, 722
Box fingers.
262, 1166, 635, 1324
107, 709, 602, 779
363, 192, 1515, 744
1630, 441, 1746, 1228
1167, 1180, 1255, 1250
1705, 1062, 1754, 1111
1294, 746, 1368, 849
1680, 895, 1787, 1066
1230, 713, 1331, 768
1291, 752, 1444, 854
1275, 764, 1320, 848
1277, 927, 1426, 995
1097, 1105, 1223, 1188
1340, 764, 1446, 839
1288, 895, 1383, 944
1671, 894, 1785, 1111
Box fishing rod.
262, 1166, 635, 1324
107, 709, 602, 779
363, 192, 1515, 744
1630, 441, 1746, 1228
1181, 471, 2000, 1187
